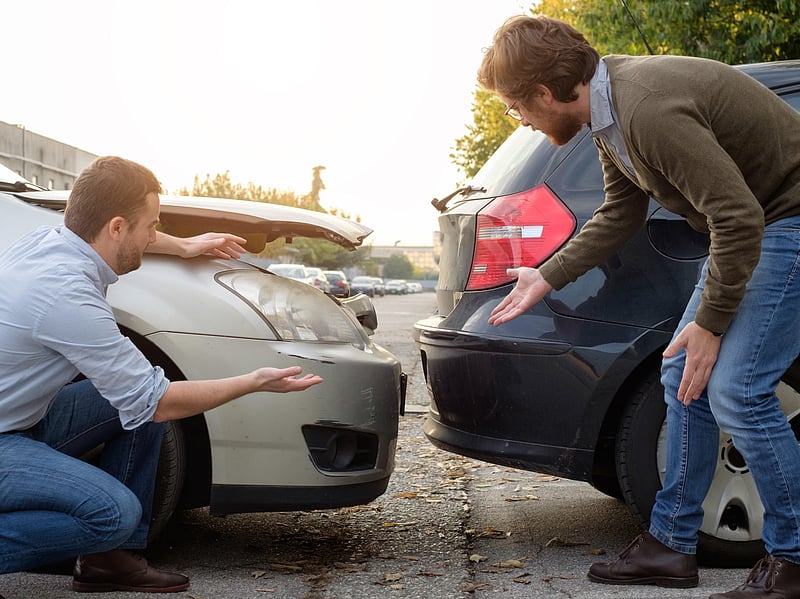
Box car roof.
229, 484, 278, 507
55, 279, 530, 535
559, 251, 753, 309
737, 59, 800, 90
5, 187, 372, 251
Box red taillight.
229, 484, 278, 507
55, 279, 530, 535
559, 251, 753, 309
466, 185, 576, 291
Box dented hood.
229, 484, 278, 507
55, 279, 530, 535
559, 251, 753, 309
11, 190, 372, 251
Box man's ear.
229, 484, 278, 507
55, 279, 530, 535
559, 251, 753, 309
534, 83, 555, 104
106, 216, 127, 242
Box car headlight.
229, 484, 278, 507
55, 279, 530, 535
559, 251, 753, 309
216, 269, 369, 349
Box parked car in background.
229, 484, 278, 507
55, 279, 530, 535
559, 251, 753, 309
407, 282, 423, 294
369, 277, 386, 297
413, 60, 800, 566
324, 270, 351, 298
305, 266, 331, 293
0, 163, 404, 540
266, 263, 313, 285
385, 279, 409, 295
351, 275, 377, 297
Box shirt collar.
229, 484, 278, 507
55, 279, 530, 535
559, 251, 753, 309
589, 59, 614, 133
61, 226, 119, 286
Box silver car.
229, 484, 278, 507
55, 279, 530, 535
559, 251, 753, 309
0, 164, 405, 539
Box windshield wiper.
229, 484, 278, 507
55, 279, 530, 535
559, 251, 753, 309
430, 185, 487, 212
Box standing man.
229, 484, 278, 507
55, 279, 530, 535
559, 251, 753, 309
0, 156, 323, 593
480, 15, 800, 598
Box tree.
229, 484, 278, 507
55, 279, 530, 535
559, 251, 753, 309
449, 0, 800, 177
536, 0, 800, 62
451, 89, 520, 179
382, 253, 414, 280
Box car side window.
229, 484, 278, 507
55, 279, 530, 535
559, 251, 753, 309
781, 91, 800, 111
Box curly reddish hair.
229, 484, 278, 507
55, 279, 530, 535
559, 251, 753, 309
478, 15, 599, 104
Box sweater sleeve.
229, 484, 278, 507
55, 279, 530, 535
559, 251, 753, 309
627, 95, 764, 334
539, 142, 650, 290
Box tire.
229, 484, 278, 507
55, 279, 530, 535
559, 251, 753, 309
148, 420, 186, 543
615, 367, 800, 567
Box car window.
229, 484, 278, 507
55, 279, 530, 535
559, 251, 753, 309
780, 90, 800, 111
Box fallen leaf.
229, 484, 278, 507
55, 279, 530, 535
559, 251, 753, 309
462, 582, 492, 592
251, 570, 268, 579
469, 554, 488, 563
269, 563, 303, 572
492, 559, 525, 569
545, 537, 589, 548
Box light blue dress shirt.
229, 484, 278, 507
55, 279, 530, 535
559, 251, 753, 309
0, 226, 169, 432
589, 59, 637, 179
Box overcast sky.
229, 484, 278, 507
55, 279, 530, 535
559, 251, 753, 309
4, 0, 528, 246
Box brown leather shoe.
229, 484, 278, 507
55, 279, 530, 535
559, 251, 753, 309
72, 549, 189, 593
587, 531, 699, 588
710, 555, 800, 598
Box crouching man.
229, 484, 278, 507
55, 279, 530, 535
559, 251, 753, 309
0, 156, 323, 593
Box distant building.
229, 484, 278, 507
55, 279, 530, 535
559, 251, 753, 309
0, 120, 97, 190
369, 234, 440, 274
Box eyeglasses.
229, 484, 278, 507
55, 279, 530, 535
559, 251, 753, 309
504, 103, 523, 121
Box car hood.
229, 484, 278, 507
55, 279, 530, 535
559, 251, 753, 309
12, 190, 372, 251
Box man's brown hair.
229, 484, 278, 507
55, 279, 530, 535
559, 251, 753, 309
478, 15, 599, 104
64, 156, 162, 242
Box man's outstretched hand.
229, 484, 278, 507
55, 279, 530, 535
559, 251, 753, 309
149, 231, 247, 259
253, 366, 324, 393
177, 232, 248, 259
488, 267, 553, 325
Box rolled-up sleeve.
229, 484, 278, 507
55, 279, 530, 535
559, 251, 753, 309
36, 278, 170, 429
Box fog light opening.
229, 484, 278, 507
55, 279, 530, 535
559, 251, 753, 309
326, 433, 358, 469
302, 425, 379, 472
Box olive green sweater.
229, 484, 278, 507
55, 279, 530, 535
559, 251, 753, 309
539, 54, 800, 334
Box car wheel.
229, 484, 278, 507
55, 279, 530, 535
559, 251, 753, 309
148, 419, 186, 543
615, 367, 800, 567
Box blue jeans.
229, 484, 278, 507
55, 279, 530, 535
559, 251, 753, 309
0, 379, 164, 573
650, 215, 800, 560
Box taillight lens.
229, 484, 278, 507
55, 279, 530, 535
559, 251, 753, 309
466, 185, 576, 291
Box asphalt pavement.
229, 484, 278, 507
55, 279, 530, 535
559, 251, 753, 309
0, 292, 753, 598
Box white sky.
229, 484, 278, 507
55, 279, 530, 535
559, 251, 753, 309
3, 0, 529, 246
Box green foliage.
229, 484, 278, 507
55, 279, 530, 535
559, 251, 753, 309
292, 238, 372, 269
450, 0, 800, 177
176, 170, 302, 206
382, 253, 415, 280
534, 0, 800, 63
451, 89, 520, 179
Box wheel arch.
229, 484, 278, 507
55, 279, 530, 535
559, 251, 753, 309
120, 326, 212, 511
589, 343, 667, 496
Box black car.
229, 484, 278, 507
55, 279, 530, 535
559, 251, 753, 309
324, 270, 351, 298
414, 60, 800, 566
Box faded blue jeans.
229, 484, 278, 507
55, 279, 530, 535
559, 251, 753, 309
650, 215, 800, 561
0, 379, 164, 573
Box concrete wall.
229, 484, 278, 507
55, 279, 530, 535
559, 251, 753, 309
0, 121, 97, 190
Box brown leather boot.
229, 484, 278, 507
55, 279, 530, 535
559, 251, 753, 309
710, 555, 800, 598
587, 531, 699, 588
72, 549, 189, 593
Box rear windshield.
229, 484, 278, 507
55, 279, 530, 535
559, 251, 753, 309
470, 126, 590, 197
